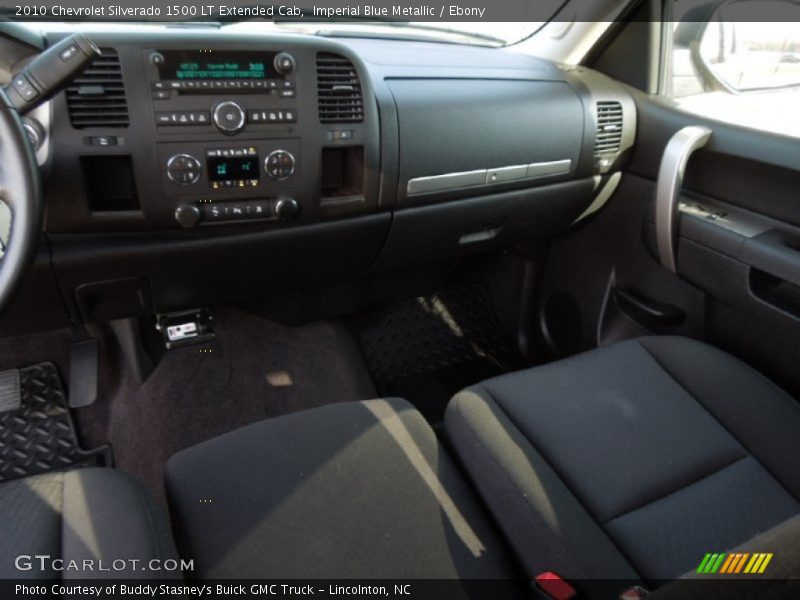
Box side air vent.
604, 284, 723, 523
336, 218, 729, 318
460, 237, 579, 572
316, 53, 364, 124
593, 101, 623, 155
66, 48, 129, 128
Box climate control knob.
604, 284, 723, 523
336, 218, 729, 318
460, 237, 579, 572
275, 196, 299, 220
175, 204, 202, 228
212, 100, 246, 134
264, 149, 295, 180
166, 154, 202, 185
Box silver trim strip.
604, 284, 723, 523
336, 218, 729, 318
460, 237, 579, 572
655, 126, 712, 273
526, 159, 572, 178
407, 169, 487, 195
407, 159, 572, 196
486, 165, 528, 184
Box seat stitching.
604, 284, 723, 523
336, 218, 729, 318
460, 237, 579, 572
638, 339, 800, 505
464, 385, 643, 580
601, 454, 751, 526
126, 472, 174, 581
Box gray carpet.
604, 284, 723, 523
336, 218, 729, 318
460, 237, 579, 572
101, 309, 377, 502
1, 309, 377, 503
0, 328, 73, 375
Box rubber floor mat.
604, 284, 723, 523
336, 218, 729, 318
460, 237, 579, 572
356, 284, 527, 423
0, 362, 111, 483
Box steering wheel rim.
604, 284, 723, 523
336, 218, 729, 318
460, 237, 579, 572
0, 88, 42, 316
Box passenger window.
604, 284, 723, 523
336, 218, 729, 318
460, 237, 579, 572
664, 0, 800, 138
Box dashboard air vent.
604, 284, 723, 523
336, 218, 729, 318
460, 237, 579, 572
316, 53, 364, 124
66, 48, 129, 128
594, 101, 623, 156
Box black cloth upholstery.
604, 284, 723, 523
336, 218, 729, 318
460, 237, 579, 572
0, 468, 178, 579
445, 336, 800, 583
166, 398, 521, 580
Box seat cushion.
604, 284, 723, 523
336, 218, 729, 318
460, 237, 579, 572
445, 336, 800, 584
650, 515, 800, 599
0, 468, 178, 579
166, 398, 520, 581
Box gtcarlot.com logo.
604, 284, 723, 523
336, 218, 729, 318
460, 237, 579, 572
14, 554, 194, 573
696, 552, 773, 574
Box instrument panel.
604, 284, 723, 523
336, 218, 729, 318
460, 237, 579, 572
41, 32, 380, 233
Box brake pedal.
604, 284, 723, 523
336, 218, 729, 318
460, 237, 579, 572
156, 309, 215, 350
69, 337, 99, 408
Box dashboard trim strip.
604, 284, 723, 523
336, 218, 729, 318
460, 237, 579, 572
406, 169, 487, 195
407, 159, 573, 196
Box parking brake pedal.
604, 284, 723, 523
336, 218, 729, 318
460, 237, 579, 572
156, 309, 215, 350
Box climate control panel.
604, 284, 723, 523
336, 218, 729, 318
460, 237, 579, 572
159, 138, 301, 227
205, 146, 261, 189
174, 195, 299, 228
265, 150, 295, 181
166, 154, 202, 185
162, 141, 298, 191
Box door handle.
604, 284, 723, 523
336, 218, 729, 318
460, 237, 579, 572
655, 126, 712, 273
739, 229, 800, 288
613, 287, 687, 329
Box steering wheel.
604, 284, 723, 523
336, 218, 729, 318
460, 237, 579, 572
0, 88, 42, 315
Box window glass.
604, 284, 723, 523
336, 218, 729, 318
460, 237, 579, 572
665, 0, 800, 138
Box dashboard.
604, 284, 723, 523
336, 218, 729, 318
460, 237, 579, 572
42, 32, 381, 232
2, 27, 637, 332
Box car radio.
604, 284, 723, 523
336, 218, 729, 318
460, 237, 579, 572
147, 49, 297, 135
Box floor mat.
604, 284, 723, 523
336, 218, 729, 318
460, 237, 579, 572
355, 284, 527, 423
73, 308, 377, 504
0, 363, 110, 483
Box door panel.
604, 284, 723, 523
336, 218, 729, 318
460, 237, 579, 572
540, 85, 800, 398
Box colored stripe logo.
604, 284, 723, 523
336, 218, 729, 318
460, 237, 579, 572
696, 553, 773, 574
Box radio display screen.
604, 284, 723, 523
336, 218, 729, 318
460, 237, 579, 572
207, 155, 260, 182
158, 51, 275, 80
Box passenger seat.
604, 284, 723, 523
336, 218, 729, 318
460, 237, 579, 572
445, 336, 800, 583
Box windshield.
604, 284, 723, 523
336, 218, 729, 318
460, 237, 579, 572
245, 21, 545, 46
17, 20, 545, 47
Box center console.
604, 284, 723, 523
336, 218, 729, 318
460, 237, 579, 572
42, 34, 380, 233
147, 48, 303, 227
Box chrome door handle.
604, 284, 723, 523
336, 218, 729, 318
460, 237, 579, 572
655, 126, 712, 273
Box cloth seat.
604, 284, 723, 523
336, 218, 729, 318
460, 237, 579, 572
444, 336, 800, 587
0, 468, 178, 579
166, 398, 522, 583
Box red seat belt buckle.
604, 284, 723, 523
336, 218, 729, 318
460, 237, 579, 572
620, 586, 649, 599
534, 571, 577, 600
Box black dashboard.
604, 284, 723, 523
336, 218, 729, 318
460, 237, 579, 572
3, 27, 637, 333
43, 32, 381, 232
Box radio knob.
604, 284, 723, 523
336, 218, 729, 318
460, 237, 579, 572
275, 196, 299, 220
274, 52, 296, 75
212, 101, 246, 134
175, 204, 202, 228
166, 154, 202, 185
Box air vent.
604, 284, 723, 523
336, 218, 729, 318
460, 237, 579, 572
66, 48, 129, 128
316, 53, 364, 124
594, 101, 623, 156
